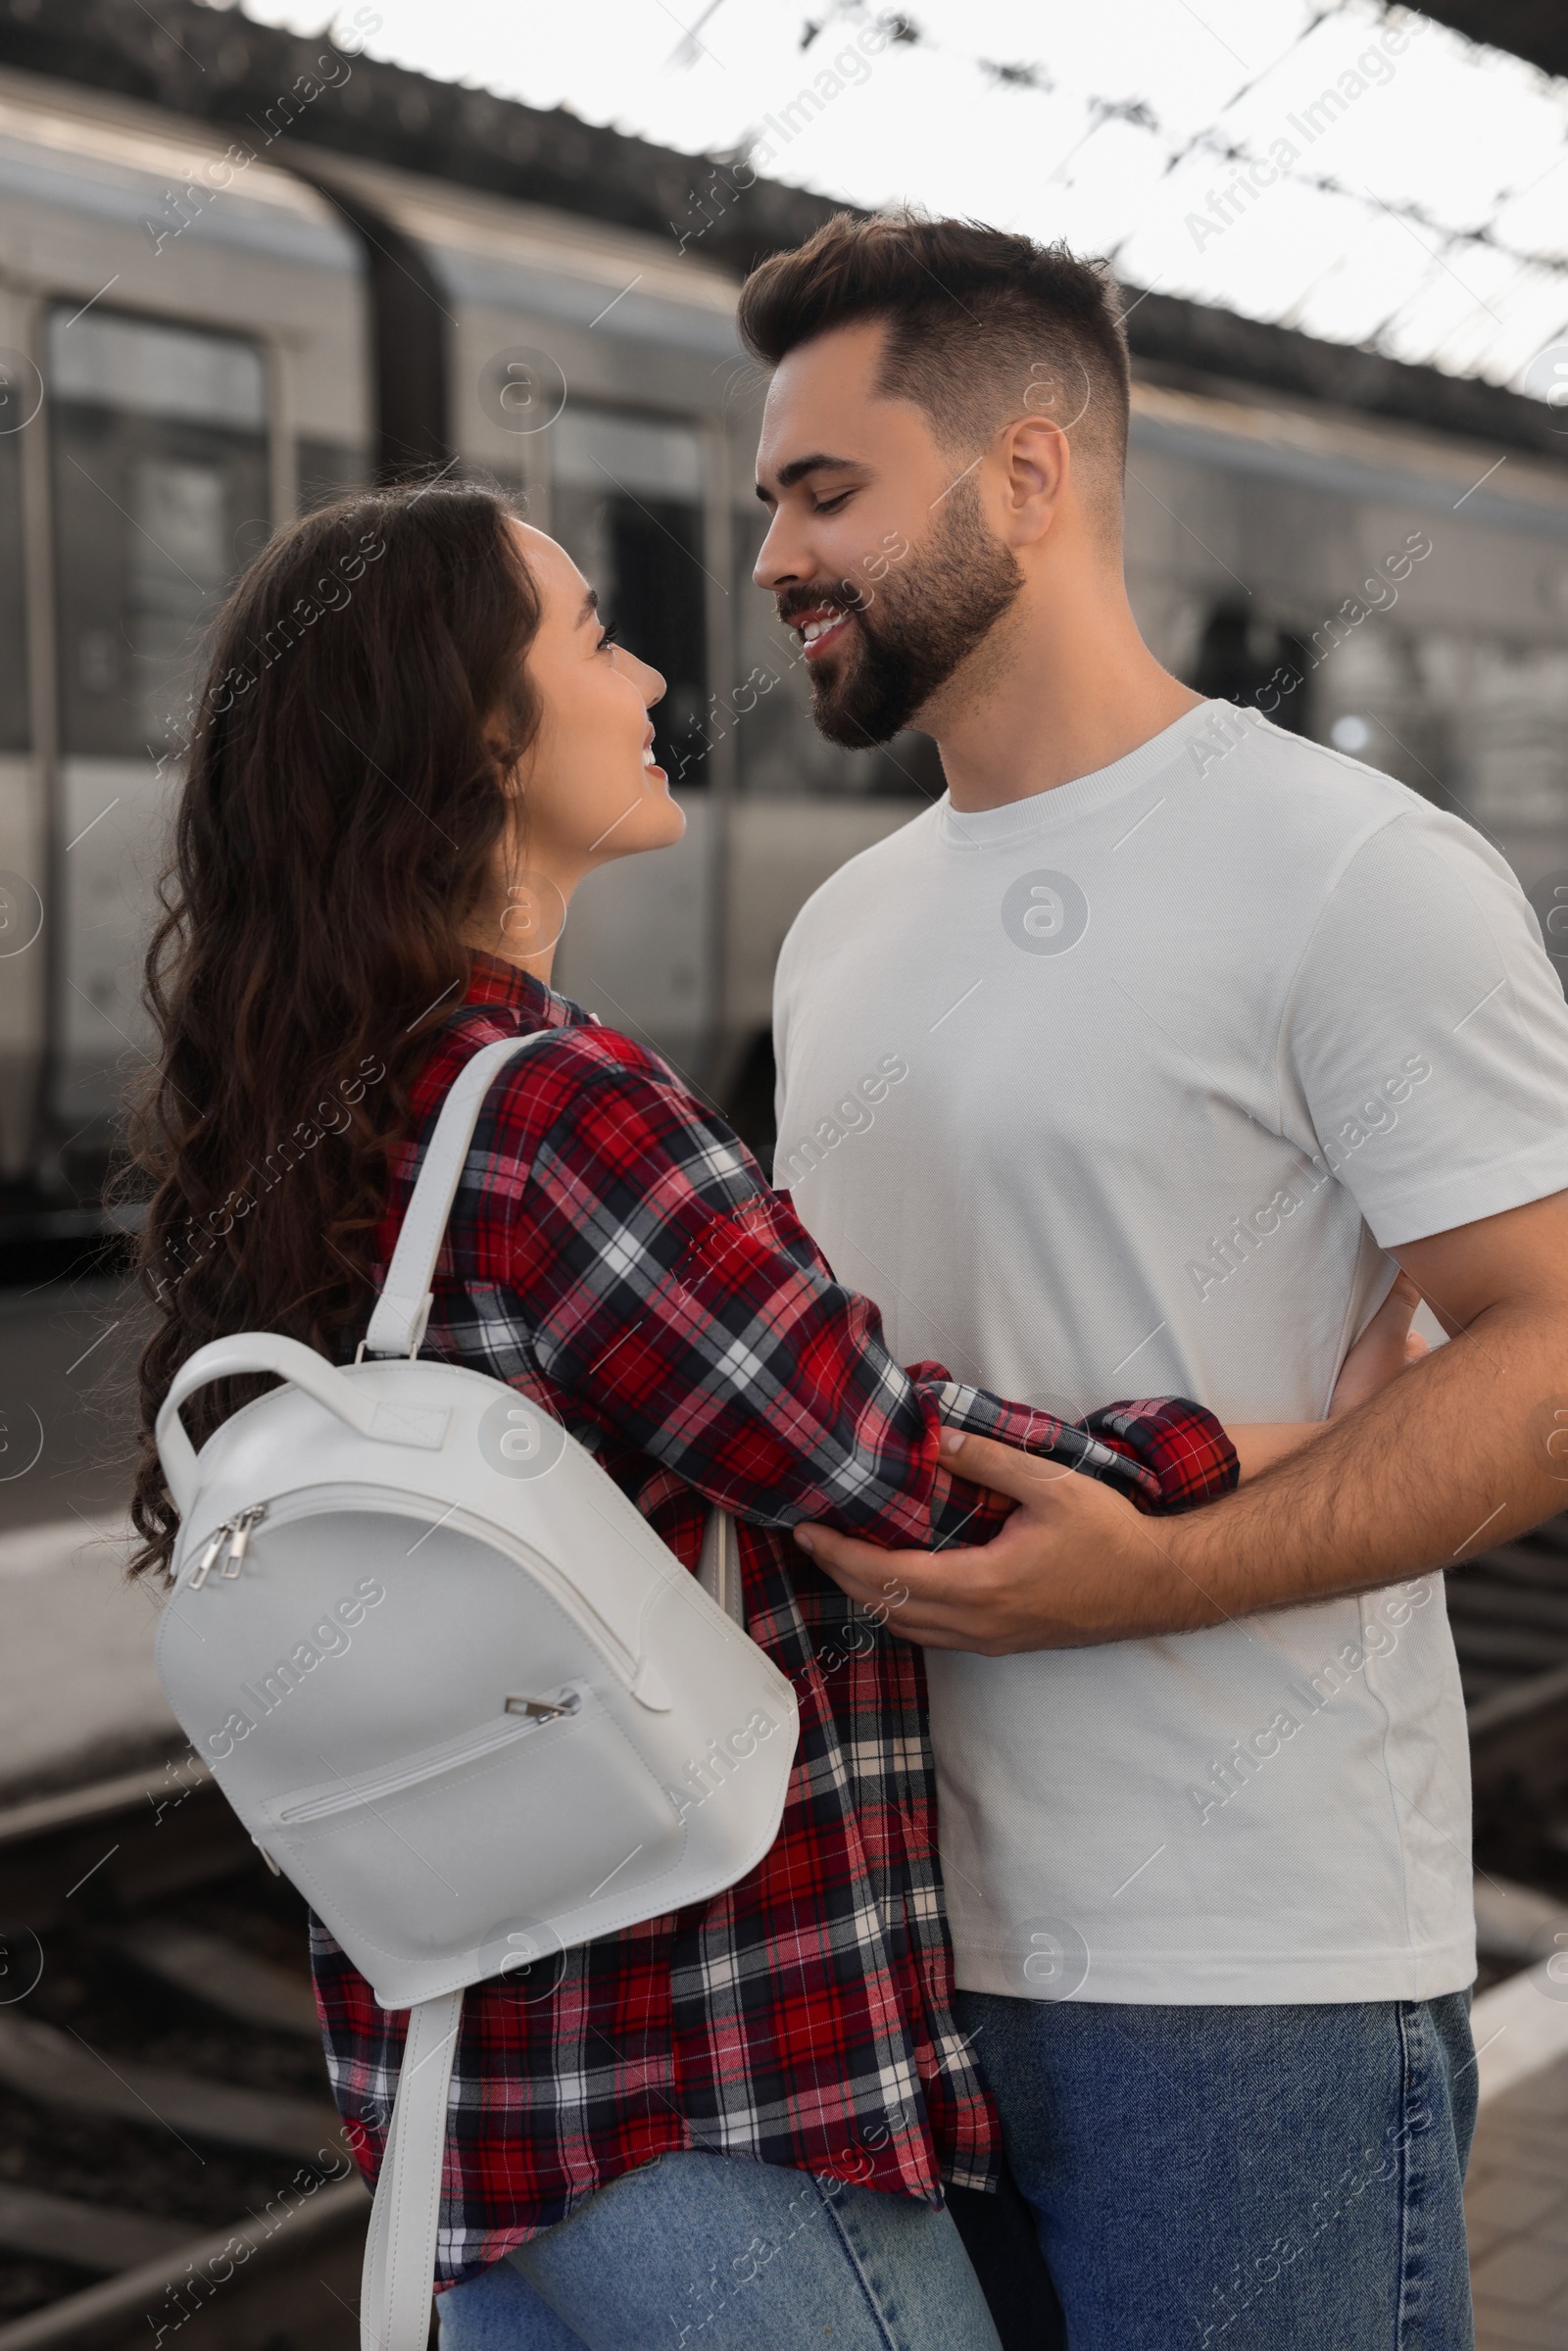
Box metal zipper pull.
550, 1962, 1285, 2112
190, 1523, 231, 1590
504, 1692, 581, 1723
221, 1505, 267, 1577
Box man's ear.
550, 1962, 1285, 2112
998, 415, 1070, 544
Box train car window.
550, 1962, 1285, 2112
0, 426, 26, 750
1188, 600, 1312, 736
47, 310, 270, 757
550, 408, 708, 783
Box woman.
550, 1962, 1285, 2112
129, 482, 1414, 2351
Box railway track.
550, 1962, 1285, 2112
0, 1765, 377, 2350
0, 1523, 1564, 2346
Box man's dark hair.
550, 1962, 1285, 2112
738, 211, 1131, 523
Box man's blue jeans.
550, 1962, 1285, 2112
954, 1988, 1478, 2349
435, 2149, 1004, 2350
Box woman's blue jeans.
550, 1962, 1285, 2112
435, 2149, 1003, 2350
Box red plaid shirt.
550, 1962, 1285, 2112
312, 953, 1237, 2287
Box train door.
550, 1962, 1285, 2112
0, 368, 34, 1189
45, 309, 270, 1200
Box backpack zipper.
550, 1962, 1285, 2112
188, 1504, 269, 1589
273, 1698, 581, 1826
188, 1484, 643, 1690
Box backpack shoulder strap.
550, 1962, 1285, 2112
360, 1985, 464, 2351
363, 1028, 556, 1360
698, 1505, 745, 1627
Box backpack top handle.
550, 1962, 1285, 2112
156, 1332, 396, 1517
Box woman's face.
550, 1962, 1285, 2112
513, 520, 683, 866
477, 522, 684, 969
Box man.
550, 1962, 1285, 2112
742, 210, 1568, 2350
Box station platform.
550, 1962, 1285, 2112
0, 1515, 174, 1801
1470, 1964, 1568, 2348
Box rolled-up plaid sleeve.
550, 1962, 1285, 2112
506, 1047, 1238, 1547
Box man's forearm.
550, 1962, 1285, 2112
1152, 1299, 1568, 1632
796, 1198, 1568, 1657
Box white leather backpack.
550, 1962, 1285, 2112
154, 1031, 799, 2351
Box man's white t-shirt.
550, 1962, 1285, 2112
772, 700, 1568, 2005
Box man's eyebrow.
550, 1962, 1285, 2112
756, 453, 865, 500
577, 588, 599, 623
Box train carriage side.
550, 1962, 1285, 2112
3, 66, 1568, 1219
0, 67, 368, 1224
1122, 374, 1568, 939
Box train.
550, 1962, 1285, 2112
1, 0, 1567, 1231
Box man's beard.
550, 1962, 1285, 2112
792, 482, 1024, 750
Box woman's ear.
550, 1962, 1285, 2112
486, 699, 539, 802
485, 750, 530, 834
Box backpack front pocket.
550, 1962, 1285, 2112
262, 1687, 686, 1962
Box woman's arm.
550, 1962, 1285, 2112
1230, 1426, 1322, 1480
505, 1049, 1235, 1547
1228, 1273, 1430, 1480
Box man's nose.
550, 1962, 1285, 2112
752, 508, 802, 592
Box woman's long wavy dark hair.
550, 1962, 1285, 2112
127, 480, 543, 1578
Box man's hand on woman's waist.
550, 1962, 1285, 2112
795, 1193, 1568, 1652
